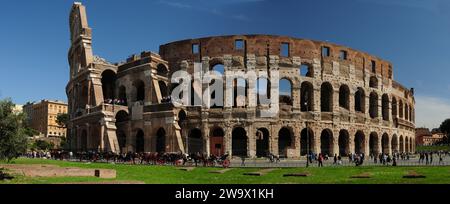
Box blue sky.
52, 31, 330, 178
0, 0, 449, 128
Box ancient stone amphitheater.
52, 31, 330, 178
66, 3, 415, 159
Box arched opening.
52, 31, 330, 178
321, 82, 333, 112
369, 92, 378, 119
399, 136, 404, 153
191, 80, 202, 106
391, 134, 398, 153
338, 129, 350, 156
135, 129, 145, 153
369, 132, 379, 156
369, 76, 378, 88
233, 78, 247, 108
279, 79, 293, 106
101, 70, 117, 101
188, 128, 203, 154
256, 128, 270, 157
115, 110, 129, 123
320, 129, 334, 156
116, 130, 126, 153
382, 94, 389, 121
278, 127, 293, 158
354, 131, 365, 154
399, 101, 404, 118
300, 128, 314, 155
301, 82, 314, 112
80, 130, 88, 151
382, 133, 389, 154
158, 81, 169, 99
392, 97, 397, 118
299, 63, 314, 77
405, 137, 410, 153
210, 127, 225, 156
210, 64, 224, 108
133, 80, 145, 102
232, 127, 247, 157
409, 137, 413, 153
156, 128, 166, 153
157, 64, 169, 77
257, 77, 270, 106
355, 87, 366, 113
405, 104, 409, 121
118, 86, 127, 105
177, 110, 187, 127
339, 85, 350, 110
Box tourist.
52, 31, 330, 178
430, 152, 433, 165
425, 153, 429, 165
333, 154, 338, 165
318, 153, 323, 167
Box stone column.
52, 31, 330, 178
247, 125, 255, 158
332, 129, 340, 156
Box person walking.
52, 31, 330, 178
318, 153, 324, 167
430, 152, 433, 165
425, 153, 429, 165
333, 154, 338, 165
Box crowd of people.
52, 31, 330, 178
418, 151, 448, 165
104, 99, 127, 105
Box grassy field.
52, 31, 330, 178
416, 145, 450, 152
1, 158, 450, 184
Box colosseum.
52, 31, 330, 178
66, 3, 416, 159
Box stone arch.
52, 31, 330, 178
369, 132, 379, 156
210, 64, 225, 108
158, 81, 169, 99
210, 127, 225, 156
405, 136, 410, 153
118, 86, 128, 105
391, 134, 399, 153
135, 129, 145, 153
399, 135, 404, 153
133, 80, 145, 102
338, 129, 350, 156
382, 133, 389, 154
399, 100, 404, 118
156, 128, 166, 153
382, 94, 389, 121
232, 127, 248, 157
177, 110, 187, 127
301, 81, 314, 112
101, 70, 117, 101
320, 129, 334, 156
392, 97, 397, 118
209, 58, 225, 70
188, 128, 203, 154
369, 92, 378, 119
116, 130, 126, 153
80, 129, 88, 151
369, 76, 378, 88
257, 77, 270, 106
157, 64, 169, 77
300, 127, 314, 155
405, 103, 409, 121
409, 137, 413, 153
321, 82, 333, 112
279, 78, 293, 106
355, 87, 366, 113
278, 127, 293, 157
354, 131, 366, 154
256, 128, 270, 157
339, 84, 350, 110
299, 63, 314, 78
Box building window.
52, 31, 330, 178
371, 60, 376, 73
339, 50, 347, 60
322, 46, 330, 57
235, 39, 244, 50
281, 43, 289, 57
192, 43, 199, 54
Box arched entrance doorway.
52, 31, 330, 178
354, 131, 365, 154
210, 127, 224, 156
391, 134, 399, 153
369, 132, 379, 156
278, 127, 293, 158
156, 128, 166, 153
320, 129, 334, 156
188, 128, 203, 154
338, 130, 350, 156
135, 129, 145, 153
300, 128, 314, 155
232, 127, 247, 157
80, 130, 88, 151
256, 128, 270, 157
382, 133, 389, 154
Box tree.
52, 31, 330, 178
56, 113, 69, 128
0, 98, 30, 162
439, 119, 450, 145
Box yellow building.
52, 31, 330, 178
23, 100, 68, 138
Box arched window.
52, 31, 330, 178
369, 92, 378, 119
321, 82, 333, 112
301, 82, 314, 112
369, 76, 378, 89
257, 77, 270, 106
369, 132, 379, 156
399, 101, 404, 118
300, 128, 314, 155
339, 85, 350, 110
232, 127, 247, 157
233, 78, 247, 108
320, 129, 334, 156
157, 64, 169, 77
158, 81, 169, 99
278, 128, 293, 157
299, 63, 314, 77
133, 80, 145, 102
279, 78, 293, 106
118, 86, 127, 105
354, 131, 365, 154
355, 87, 365, 113
392, 97, 397, 118
382, 94, 389, 121
101, 70, 116, 101
338, 130, 350, 156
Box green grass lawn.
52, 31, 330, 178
1, 158, 450, 184
416, 145, 450, 152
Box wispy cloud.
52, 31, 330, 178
415, 95, 450, 129
157, 0, 257, 22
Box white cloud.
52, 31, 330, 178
415, 95, 450, 129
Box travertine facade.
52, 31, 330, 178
66, 3, 415, 158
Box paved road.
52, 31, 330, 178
230, 156, 450, 168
